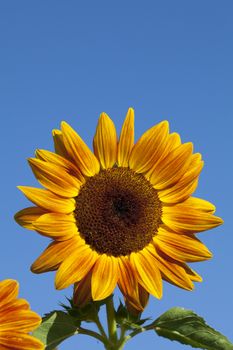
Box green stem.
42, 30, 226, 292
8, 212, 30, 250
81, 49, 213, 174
118, 325, 127, 344
114, 331, 129, 350
77, 297, 155, 350
106, 296, 118, 343
78, 326, 107, 345
114, 323, 155, 349
127, 323, 155, 340
116, 337, 129, 350
95, 314, 108, 339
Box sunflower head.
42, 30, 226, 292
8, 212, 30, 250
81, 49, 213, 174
15, 108, 223, 313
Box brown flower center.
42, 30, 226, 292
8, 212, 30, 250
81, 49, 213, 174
75, 167, 162, 257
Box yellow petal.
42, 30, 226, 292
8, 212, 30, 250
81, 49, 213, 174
52, 129, 71, 159
118, 257, 141, 310
118, 257, 149, 313
159, 179, 199, 205
150, 142, 193, 189
162, 204, 223, 234
28, 158, 81, 197
18, 186, 75, 214
55, 245, 98, 289
164, 132, 181, 150
61, 121, 100, 177
125, 285, 149, 315
181, 197, 216, 213
33, 213, 77, 240
36, 149, 85, 183
0, 334, 44, 350
130, 249, 162, 299
117, 108, 134, 167
93, 112, 117, 169
0, 280, 18, 308
31, 237, 81, 273
182, 265, 203, 282
145, 132, 181, 179
129, 121, 169, 174
73, 270, 93, 307
92, 254, 119, 300
0, 309, 41, 333
155, 227, 212, 262
14, 207, 47, 230
0, 298, 30, 312
147, 245, 194, 290
137, 284, 149, 310
158, 154, 203, 204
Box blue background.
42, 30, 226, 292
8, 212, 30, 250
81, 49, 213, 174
0, 1, 232, 349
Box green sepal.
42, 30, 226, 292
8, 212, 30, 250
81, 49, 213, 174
32, 311, 79, 350
152, 307, 233, 349
116, 301, 129, 323
116, 301, 150, 330
61, 297, 101, 322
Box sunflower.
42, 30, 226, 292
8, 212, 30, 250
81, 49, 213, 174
15, 108, 223, 313
0, 279, 44, 350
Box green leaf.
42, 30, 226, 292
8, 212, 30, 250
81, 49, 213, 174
153, 307, 233, 350
32, 311, 79, 350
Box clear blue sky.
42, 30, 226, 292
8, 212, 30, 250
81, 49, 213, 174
0, 1, 232, 349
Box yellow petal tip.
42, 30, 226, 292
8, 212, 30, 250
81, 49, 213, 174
99, 112, 110, 121
27, 157, 36, 164
52, 129, 62, 136
60, 121, 70, 130
17, 185, 25, 191
159, 120, 170, 134
128, 107, 134, 114
217, 217, 224, 225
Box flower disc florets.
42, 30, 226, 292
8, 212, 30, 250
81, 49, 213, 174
75, 167, 162, 256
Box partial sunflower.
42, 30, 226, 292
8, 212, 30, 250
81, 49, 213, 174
0, 279, 44, 350
15, 108, 223, 313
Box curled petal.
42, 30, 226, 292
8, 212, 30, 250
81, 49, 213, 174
73, 270, 93, 307
182, 265, 203, 282
118, 257, 141, 311
125, 284, 149, 315
52, 129, 71, 159
14, 207, 47, 230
